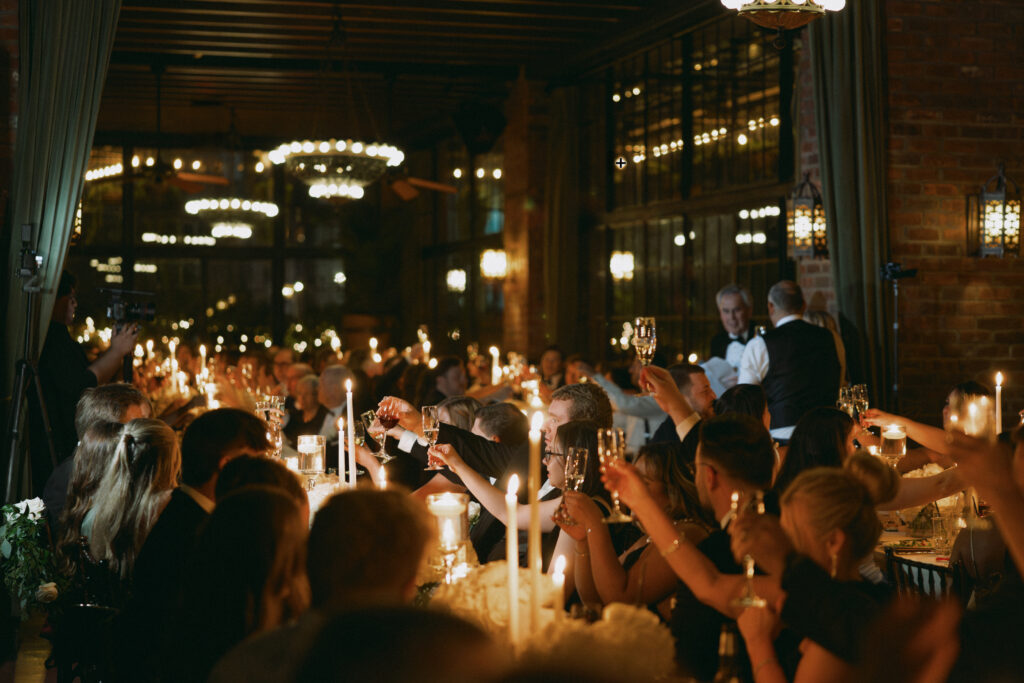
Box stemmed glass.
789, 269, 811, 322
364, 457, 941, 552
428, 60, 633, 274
945, 394, 995, 530
836, 387, 854, 418
730, 490, 768, 608
556, 447, 589, 526
851, 384, 870, 420
255, 396, 285, 459
598, 428, 633, 524
361, 409, 393, 464
423, 405, 443, 470
632, 317, 657, 394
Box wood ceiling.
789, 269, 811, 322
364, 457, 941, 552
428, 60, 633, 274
96, 0, 720, 148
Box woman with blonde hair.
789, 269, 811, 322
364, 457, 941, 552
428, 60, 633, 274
85, 418, 180, 580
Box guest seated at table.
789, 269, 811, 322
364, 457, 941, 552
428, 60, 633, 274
559, 441, 713, 620
283, 374, 329, 447
603, 437, 892, 679
295, 607, 501, 683
214, 454, 310, 526
712, 384, 783, 477
45, 382, 151, 534
772, 406, 856, 494
165, 486, 310, 683
84, 418, 180, 585
641, 364, 717, 471
209, 490, 435, 683
415, 356, 468, 408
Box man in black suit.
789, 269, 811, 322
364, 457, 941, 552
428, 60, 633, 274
709, 284, 756, 370
668, 414, 779, 681
126, 408, 270, 675
738, 281, 841, 441
645, 364, 717, 474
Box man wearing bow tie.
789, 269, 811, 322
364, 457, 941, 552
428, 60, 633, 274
709, 284, 756, 370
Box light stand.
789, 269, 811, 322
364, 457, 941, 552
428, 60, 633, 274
880, 262, 917, 413
3, 224, 58, 503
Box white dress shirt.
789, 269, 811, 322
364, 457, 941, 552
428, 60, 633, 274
592, 374, 666, 419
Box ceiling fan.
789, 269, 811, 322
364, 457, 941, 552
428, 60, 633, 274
90, 65, 229, 191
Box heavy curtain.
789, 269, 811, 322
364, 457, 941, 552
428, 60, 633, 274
809, 3, 890, 406
2, 0, 121, 494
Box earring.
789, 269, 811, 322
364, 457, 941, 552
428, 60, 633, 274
830, 552, 838, 579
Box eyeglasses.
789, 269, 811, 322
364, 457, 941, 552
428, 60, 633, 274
542, 452, 565, 465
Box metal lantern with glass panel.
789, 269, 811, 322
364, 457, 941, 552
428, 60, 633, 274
967, 165, 1021, 258
787, 173, 828, 259
721, 0, 847, 30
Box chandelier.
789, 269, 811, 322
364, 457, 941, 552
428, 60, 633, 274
185, 197, 280, 240
721, 0, 846, 30
787, 173, 828, 258
264, 139, 404, 200
967, 165, 1020, 258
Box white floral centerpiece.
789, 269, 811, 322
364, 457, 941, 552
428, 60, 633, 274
0, 498, 65, 618
431, 561, 676, 680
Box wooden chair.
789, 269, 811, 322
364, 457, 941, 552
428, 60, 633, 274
884, 546, 955, 599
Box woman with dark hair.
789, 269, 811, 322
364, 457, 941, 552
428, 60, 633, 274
166, 486, 310, 682
713, 384, 769, 430
559, 441, 712, 619
415, 356, 467, 408
772, 407, 856, 494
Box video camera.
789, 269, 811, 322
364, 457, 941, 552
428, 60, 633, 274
18, 224, 42, 279
100, 288, 157, 325
880, 262, 918, 281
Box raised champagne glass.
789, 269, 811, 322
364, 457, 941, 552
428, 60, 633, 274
851, 384, 870, 421
423, 405, 443, 470
598, 428, 634, 524
730, 490, 768, 609
878, 423, 907, 468
944, 393, 995, 530
558, 446, 589, 526
632, 317, 657, 394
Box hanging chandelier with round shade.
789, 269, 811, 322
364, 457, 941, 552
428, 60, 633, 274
264, 139, 405, 200
185, 197, 279, 241
721, 0, 846, 30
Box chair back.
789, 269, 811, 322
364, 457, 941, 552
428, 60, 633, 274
884, 546, 954, 599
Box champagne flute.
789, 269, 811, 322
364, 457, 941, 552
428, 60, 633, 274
598, 428, 633, 524
362, 409, 393, 464
852, 384, 870, 420
632, 317, 657, 394
945, 394, 995, 530
558, 447, 589, 526
730, 490, 768, 608
423, 405, 443, 470
836, 387, 854, 418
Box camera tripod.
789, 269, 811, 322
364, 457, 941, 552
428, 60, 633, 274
3, 244, 57, 503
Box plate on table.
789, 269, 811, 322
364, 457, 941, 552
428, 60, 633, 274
885, 538, 936, 553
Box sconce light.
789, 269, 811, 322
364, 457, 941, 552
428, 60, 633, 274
787, 173, 828, 259
480, 250, 508, 279
967, 165, 1020, 257
446, 268, 467, 292
609, 251, 635, 281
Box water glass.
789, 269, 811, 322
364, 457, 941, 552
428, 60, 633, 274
296, 435, 326, 476
879, 424, 907, 467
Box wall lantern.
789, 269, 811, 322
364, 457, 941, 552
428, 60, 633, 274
967, 165, 1020, 258
609, 251, 635, 281
480, 250, 508, 279
787, 173, 828, 259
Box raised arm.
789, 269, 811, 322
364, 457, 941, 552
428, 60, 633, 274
861, 409, 953, 457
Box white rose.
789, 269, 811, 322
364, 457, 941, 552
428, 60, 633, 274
15, 498, 46, 521
35, 582, 58, 603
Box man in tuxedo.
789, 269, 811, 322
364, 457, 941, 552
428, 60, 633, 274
669, 414, 778, 681
709, 284, 756, 370
127, 408, 270, 673
738, 281, 841, 440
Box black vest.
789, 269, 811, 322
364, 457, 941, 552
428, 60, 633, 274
762, 319, 840, 429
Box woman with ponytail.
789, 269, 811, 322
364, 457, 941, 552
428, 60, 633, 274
84, 418, 181, 581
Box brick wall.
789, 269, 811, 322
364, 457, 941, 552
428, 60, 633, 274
884, 0, 1024, 427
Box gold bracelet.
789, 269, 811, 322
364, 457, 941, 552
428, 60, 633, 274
660, 532, 686, 558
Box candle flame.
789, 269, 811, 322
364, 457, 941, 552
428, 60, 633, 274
199, 344, 206, 355
996, 371, 1004, 387
345, 378, 353, 391
337, 415, 345, 430
530, 411, 544, 433
370, 337, 378, 351
489, 346, 499, 356
507, 474, 520, 496
552, 554, 566, 581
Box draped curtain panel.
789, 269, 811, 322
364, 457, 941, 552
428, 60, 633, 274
809, 4, 890, 406
542, 86, 581, 350
2, 0, 122, 395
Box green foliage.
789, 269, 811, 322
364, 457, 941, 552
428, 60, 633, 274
0, 501, 66, 619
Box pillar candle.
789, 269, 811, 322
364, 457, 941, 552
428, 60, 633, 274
199, 344, 206, 370
551, 555, 566, 620
490, 346, 501, 386
345, 379, 356, 489
527, 411, 543, 631
996, 372, 1003, 433
506, 475, 520, 648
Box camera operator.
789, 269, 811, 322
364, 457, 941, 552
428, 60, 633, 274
28, 270, 138, 495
